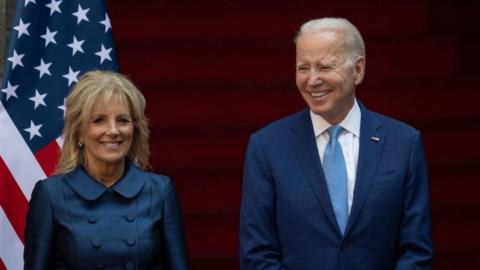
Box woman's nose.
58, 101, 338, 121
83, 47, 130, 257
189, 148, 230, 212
106, 122, 120, 135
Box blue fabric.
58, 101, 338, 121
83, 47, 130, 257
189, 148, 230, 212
240, 102, 433, 270
24, 162, 190, 270
323, 126, 348, 235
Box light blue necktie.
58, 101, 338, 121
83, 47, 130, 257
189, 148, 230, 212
323, 126, 348, 235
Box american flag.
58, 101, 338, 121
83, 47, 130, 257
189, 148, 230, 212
0, 0, 118, 268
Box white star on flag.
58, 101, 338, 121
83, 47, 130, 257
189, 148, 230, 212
34, 58, 52, 78
7, 50, 25, 70
24, 120, 43, 140
40, 27, 58, 47
0, 1, 119, 268
25, 0, 36, 7
72, 4, 90, 25
67, 36, 85, 56
13, 19, 30, 38
1, 81, 19, 101
46, 0, 62, 16
95, 44, 112, 64
58, 98, 66, 117
100, 13, 111, 33
29, 89, 48, 109
62, 66, 80, 86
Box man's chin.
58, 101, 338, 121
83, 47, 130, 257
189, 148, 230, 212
310, 107, 345, 124
309, 106, 330, 117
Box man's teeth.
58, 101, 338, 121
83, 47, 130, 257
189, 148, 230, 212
310, 91, 328, 98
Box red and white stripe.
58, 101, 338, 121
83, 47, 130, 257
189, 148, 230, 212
0, 101, 61, 269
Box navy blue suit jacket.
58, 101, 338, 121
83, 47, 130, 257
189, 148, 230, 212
24, 162, 189, 270
240, 103, 433, 270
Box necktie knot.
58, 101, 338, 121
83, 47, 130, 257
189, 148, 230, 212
328, 125, 343, 140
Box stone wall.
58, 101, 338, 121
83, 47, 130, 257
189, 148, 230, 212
0, 0, 16, 83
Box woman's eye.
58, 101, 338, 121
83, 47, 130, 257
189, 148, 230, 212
92, 118, 104, 123
118, 118, 131, 124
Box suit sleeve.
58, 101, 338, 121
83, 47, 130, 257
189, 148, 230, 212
396, 132, 434, 269
24, 180, 55, 270
240, 134, 286, 270
162, 178, 190, 270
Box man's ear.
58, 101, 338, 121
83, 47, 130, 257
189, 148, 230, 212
354, 57, 366, 85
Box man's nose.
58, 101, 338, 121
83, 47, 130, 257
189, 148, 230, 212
307, 70, 323, 86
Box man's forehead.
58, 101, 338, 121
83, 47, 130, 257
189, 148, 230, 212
296, 53, 344, 66
298, 29, 344, 42
296, 35, 347, 64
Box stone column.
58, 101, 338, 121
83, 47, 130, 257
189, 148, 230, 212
0, 0, 16, 83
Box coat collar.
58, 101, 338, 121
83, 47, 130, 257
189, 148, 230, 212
289, 108, 340, 234
344, 102, 384, 237
66, 160, 146, 201
289, 102, 384, 238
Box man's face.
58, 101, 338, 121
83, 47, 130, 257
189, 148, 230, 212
296, 30, 365, 124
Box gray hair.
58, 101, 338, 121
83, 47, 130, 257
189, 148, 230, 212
295, 17, 366, 61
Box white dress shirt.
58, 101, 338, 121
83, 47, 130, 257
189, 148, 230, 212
310, 99, 361, 214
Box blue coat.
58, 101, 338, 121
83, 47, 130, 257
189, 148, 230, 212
24, 162, 189, 270
240, 103, 433, 270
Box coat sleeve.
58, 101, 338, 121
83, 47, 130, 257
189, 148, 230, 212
162, 178, 190, 270
396, 132, 434, 269
24, 180, 55, 270
240, 134, 286, 270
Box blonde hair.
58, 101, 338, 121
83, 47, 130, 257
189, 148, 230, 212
55, 70, 150, 174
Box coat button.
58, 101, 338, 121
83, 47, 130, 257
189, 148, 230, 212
125, 262, 134, 270
126, 237, 136, 246
125, 214, 136, 222
92, 238, 102, 248
88, 216, 98, 224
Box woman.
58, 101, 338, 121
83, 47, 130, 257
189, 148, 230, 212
24, 70, 189, 270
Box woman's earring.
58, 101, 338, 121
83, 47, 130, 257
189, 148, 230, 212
78, 142, 83, 148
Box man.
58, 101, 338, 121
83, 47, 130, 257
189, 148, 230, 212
240, 18, 433, 269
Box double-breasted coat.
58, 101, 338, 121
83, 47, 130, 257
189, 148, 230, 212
24, 161, 189, 270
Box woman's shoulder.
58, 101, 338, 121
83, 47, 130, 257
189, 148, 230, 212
129, 164, 177, 197
141, 171, 172, 187
35, 173, 68, 187
30, 173, 69, 200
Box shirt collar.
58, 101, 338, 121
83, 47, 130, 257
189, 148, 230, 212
66, 160, 146, 201
310, 99, 361, 138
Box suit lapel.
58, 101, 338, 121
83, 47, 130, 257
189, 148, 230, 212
344, 104, 384, 237
289, 109, 340, 234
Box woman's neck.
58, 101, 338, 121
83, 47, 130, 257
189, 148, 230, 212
85, 160, 125, 187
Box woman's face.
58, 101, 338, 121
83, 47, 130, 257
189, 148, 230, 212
80, 96, 134, 169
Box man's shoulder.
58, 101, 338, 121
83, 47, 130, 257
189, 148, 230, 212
253, 108, 307, 138
364, 106, 420, 137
